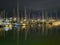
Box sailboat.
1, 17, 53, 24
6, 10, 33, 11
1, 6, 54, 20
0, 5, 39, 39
0, 11, 4, 27
20, 8, 29, 26
36, 12, 41, 24
13, 0, 20, 27
52, 11, 60, 26
46, 11, 56, 25
3, 11, 9, 31
40, 9, 46, 24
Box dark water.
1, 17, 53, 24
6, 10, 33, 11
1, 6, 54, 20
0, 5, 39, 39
0, 24, 60, 45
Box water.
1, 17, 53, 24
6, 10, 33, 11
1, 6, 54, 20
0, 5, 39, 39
0, 24, 60, 45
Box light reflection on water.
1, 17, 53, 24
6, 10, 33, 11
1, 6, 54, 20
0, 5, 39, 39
0, 24, 60, 38
0, 24, 60, 45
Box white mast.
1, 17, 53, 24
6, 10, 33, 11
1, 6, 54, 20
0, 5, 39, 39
25, 8, 27, 20
17, 0, 19, 22
42, 9, 44, 35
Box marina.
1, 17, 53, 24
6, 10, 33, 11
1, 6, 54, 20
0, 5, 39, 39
0, 0, 60, 45
0, 9, 60, 45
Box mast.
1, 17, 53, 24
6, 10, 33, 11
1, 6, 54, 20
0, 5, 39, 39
50, 11, 52, 19
42, 9, 44, 35
45, 10, 48, 35
25, 8, 27, 20
17, 0, 20, 45
56, 11, 57, 20
17, 0, 19, 22
13, 8, 15, 18
21, 12, 23, 21
42, 9, 44, 20
56, 11, 58, 35
45, 10, 48, 20
6, 13, 7, 20
1, 11, 3, 19
28, 8, 30, 20
4, 10, 5, 19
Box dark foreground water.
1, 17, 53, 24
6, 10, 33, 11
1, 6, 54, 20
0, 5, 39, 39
0, 24, 60, 45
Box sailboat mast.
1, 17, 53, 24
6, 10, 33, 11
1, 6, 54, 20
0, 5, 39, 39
42, 9, 44, 20
29, 12, 30, 20
17, 0, 19, 22
25, 8, 27, 19
50, 11, 52, 19
42, 9, 44, 35
13, 8, 15, 18
6, 13, 7, 19
56, 11, 57, 20
4, 10, 5, 19
46, 10, 48, 19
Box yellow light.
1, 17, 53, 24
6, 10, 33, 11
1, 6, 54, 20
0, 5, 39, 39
13, 18, 16, 21
46, 24, 52, 28
9, 24, 12, 30
47, 19, 55, 23
52, 21, 60, 26
24, 19, 26, 21
31, 19, 35, 23
22, 25, 26, 29
22, 23, 26, 26
20, 21, 23, 23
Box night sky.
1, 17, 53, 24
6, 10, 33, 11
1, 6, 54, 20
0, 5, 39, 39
0, 0, 60, 18
0, 0, 60, 11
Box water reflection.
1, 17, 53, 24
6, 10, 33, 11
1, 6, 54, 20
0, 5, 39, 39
0, 24, 60, 45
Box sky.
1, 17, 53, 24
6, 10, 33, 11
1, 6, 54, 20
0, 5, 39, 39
0, 0, 60, 11
0, 0, 60, 18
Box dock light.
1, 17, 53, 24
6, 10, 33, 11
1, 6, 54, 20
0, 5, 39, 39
40, 19, 46, 22
22, 23, 26, 26
22, 25, 26, 29
52, 21, 60, 26
46, 19, 56, 24
31, 19, 35, 23
9, 24, 12, 30
24, 19, 26, 21
13, 18, 17, 21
